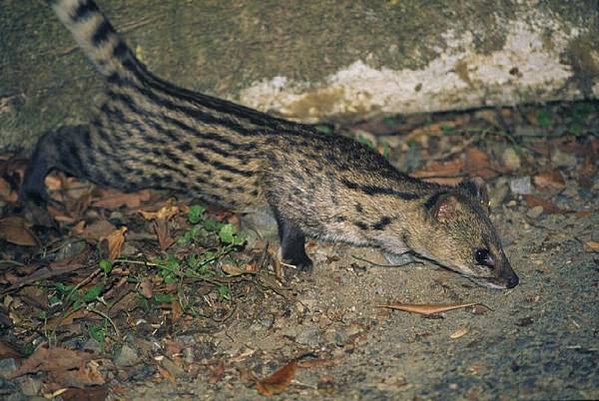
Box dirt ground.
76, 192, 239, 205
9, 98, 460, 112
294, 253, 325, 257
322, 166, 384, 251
0, 102, 598, 401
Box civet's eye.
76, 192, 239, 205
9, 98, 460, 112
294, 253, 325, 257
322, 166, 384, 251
474, 249, 494, 267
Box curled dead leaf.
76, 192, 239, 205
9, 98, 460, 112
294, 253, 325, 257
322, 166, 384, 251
410, 159, 464, 185
256, 360, 298, 396
100, 226, 127, 260
522, 194, 563, 214
92, 188, 151, 209
0, 216, 38, 246
139, 201, 179, 221
584, 241, 599, 253
533, 169, 566, 190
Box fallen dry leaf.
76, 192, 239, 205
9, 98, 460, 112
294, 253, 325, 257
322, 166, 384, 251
209, 360, 225, 384
449, 327, 469, 339
139, 201, 179, 221
8, 346, 104, 387
82, 219, 116, 242
0, 341, 21, 359
256, 360, 298, 396
92, 188, 151, 209
410, 159, 464, 185
377, 302, 483, 316
0, 177, 18, 203
139, 279, 153, 299
153, 220, 174, 251
0, 216, 38, 246
533, 169, 566, 190
170, 298, 183, 323
100, 226, 127, 260
464, 147, 497, 179
522, 194, 563, 214
60, 386, 109, 401
584, 241, 599, 253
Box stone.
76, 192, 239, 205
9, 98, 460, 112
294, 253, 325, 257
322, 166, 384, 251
114, 344, 141, 368
527, 206, 544, 219
510, 177, 532, 195
502, 147, 521, 171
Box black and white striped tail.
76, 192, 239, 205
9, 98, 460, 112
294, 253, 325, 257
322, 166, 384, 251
48, 0, 142, 80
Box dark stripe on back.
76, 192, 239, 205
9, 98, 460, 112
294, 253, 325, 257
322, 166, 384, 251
372, 216, 392, 230
341, 179, 420, 200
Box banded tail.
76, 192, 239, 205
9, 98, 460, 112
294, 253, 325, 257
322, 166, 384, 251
49, 0, 143, 80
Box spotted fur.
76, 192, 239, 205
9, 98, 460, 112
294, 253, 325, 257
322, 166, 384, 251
22, 0, 519, 289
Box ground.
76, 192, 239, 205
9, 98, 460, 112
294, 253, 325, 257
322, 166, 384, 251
0, 101, 597, 401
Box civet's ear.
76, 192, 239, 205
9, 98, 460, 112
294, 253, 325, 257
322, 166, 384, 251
425, 192, 461, 223
459, 176, 490, 213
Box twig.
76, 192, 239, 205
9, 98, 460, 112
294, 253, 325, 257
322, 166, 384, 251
87, 306, 121, 339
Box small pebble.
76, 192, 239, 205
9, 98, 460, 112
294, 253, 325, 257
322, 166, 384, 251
510, 177, 532, 195
551, 149, 577, 168
527, 206, 544, 219
114, 344, 141, 367
502, 147, 521, 171
592, 230, 599, 242
18, 376, 42, 396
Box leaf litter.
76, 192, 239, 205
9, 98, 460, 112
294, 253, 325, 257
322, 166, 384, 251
0, 100, 597, 399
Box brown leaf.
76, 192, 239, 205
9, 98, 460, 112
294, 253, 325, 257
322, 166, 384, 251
92, 188, 151, 209
533, 169, 566, 190
377, 302, 483, 316
82, 220, 116, 242
584, 241, 599, 253
464, 147, 497, 179
139, 201, 179, 221
208, 360, 225, 384
577, 157, 596, 190
60, 386, 109, 401
8, 346, 104, 388
410, 159, 464, 185
0, 341, 21, 359
170, 299, 183, 323
153, 220, 174, 251
522, 194, 563, 214
256, 360, 298, 396
100, 226, 127, 260
72, 220, 86, 235
139, 279, 153, 299
0, 216, 38, 246
0, 177, 18, 203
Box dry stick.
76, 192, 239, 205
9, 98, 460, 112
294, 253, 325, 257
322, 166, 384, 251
87, 305, 121, 339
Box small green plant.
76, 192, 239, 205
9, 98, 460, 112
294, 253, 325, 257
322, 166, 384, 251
99, 259, 113, 275
537, 109, 552, 129
89, 322, 108, 343
315, 124, 333, 135
357, 135, 376, 150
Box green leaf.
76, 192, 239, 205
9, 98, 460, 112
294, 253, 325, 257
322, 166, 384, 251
217, 284, 230, 301
83, 284, 104, 302
357, 136, 375, 150
153, 293, 175, 304
99, 259, 113, 274
537, 110, 552, 128
203, 219, 223, 232
315, 124, 333, 135
188, 204, 206, 224
219, 224, 245, 245
89, 324, 106, 343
